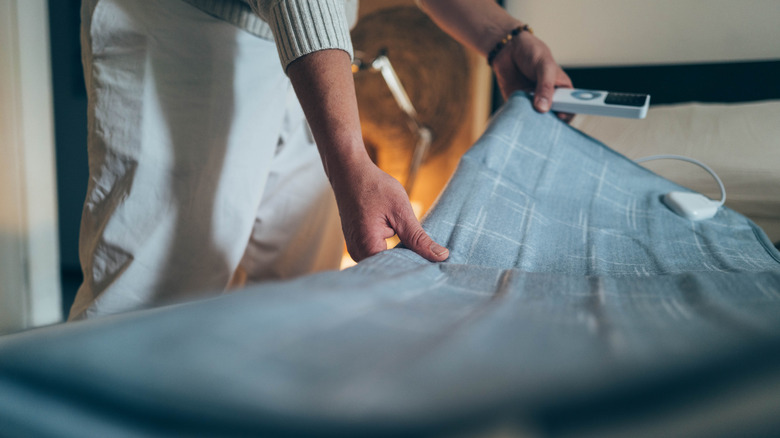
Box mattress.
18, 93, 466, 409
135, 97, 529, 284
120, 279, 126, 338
571, 100, 780, 243
0, 93, 779, 437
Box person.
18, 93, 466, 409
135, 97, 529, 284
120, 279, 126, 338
69, 0, 572, 320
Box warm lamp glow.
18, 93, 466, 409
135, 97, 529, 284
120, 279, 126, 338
411, 200, 423, 219
340, 253, 357, 270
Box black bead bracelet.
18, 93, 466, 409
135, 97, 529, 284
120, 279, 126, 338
487, 24, 533, 66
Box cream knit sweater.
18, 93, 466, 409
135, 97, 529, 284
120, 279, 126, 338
181, 0, 358, 71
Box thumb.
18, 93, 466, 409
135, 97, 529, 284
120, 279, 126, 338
393, 209, 449, 262
533, 61, 558, 113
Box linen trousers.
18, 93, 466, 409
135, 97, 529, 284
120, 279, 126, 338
70, 0, 344, 320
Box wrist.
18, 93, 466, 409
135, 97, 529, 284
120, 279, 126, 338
319, 140, 374, 183
478, 16, 523, 54
486, 23, 533, 66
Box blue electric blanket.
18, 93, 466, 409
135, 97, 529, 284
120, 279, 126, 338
1, 94, 779, 437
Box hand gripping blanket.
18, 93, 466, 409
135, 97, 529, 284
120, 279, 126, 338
1, 94, 779, 437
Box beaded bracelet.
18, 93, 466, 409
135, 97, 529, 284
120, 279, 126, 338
487, 24, 533, 66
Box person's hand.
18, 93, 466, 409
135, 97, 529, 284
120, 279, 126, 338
328, 155, 449, 263
491, 28, 574, 122
286, 49, 447, 264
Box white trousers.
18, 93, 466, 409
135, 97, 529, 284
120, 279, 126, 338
70, 0, 344, 320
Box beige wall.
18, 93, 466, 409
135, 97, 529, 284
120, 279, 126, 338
0, 0, 61, 333
507, 0, 780, 67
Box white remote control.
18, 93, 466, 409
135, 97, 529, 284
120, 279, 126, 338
550, 88, 650, 119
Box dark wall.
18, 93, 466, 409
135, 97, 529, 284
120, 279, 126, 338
563, 61, 780, 105
48, 0, 89, 313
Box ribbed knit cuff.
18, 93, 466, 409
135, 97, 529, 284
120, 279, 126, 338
267, 0, 354, 71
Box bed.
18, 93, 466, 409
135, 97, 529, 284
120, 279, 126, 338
1, 92, 779, 437
565, 60, 780, 245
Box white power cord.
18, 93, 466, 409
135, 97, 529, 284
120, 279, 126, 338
634, 154, 726, 220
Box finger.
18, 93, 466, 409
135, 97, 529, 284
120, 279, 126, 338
392, 209, 449, 262
495, 67, 531, 101
492, 46, 532, 100
533, 61, 559, 113
345, 225, 388, 263
553, 70, 575, 123
556, 112, 575, 124
556, 69, 574, 89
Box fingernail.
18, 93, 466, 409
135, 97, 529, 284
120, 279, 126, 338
537, 97, 550, 112
430, 242, 449, 258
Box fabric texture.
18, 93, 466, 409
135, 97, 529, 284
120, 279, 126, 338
181, 0, 358, 70
571, 100, 780, 243
70, 0, 344, 320
2, 94, 779, 436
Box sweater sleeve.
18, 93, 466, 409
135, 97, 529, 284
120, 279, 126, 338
247, 0, 354, 71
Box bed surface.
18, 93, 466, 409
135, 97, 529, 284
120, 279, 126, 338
1, 94, 779, 437
571, 99, 780, 243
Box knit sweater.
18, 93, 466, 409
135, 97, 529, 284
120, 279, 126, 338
181, 0, 358, 71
